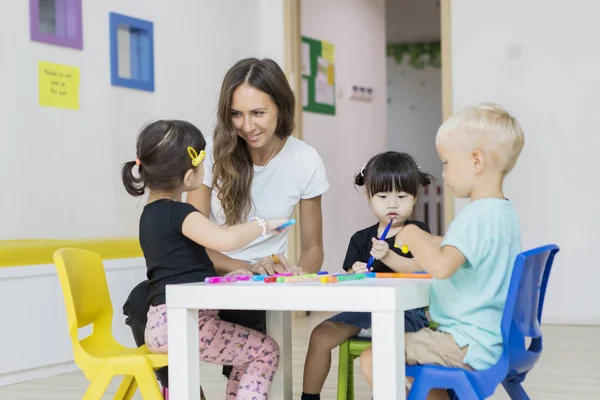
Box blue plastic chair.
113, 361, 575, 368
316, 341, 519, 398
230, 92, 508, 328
406, 244, 559, 399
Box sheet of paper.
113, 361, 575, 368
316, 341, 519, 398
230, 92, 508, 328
301, 42, 311, 76
322, 41, 335, 63
38, 61, 80, 110
315, 80, 335, 106
302, 77, 309, 107
316, 57, 329, 84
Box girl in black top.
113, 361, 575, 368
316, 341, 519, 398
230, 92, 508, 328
301, 152, 433, 400
121, 120, 289, 399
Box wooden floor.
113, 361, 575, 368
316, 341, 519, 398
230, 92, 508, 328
1, 312, 599, 399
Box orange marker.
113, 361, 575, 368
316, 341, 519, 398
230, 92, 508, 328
320, 276, 338, 283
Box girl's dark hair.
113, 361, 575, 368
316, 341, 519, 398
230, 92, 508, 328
121, 120, 206, 197
355, 151, 433, 197
212, 58, 296, 225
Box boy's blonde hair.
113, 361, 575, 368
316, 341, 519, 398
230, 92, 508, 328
436, 102, 525, 174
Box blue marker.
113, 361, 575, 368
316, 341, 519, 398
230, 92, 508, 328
276, 218, 296, 231
366, 219, 393, 271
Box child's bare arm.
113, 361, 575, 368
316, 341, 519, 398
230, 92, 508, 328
381, 251, 422, 273
430, 235, 444, 247
182, 212, 288, 253
370, 238, 424, 273
397, 225, 465, 279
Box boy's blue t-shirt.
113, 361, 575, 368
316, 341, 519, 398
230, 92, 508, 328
429, 198, 521, 370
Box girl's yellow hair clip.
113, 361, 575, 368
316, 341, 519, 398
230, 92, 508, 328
187, 147, 206, 167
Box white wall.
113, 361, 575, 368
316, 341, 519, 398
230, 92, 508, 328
302, 0, 387, 273
0, 0, 284, 240
452, 0, 600, 324
0, 0, 287, 386
386, 57, 442, 182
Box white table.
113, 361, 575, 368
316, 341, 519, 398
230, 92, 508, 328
166, 278, 430, 400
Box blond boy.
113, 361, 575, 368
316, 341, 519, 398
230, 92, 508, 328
361, 103, 525, 400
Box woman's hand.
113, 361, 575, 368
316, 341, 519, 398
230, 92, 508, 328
250, 252, 291, 275
350, 261, 368, 274
370, 238, 390, 261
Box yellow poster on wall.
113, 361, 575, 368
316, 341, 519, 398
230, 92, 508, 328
321, 41, 335, 63
38, 62, 80, 110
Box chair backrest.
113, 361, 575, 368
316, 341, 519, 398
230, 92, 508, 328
500, 244, 559, 375
53, 248, 115, 349
471, 245, 559, 397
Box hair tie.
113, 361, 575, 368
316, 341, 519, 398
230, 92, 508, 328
135, 158, 141, 166
187, 147, 206, 167
360, 163, 367, 177
416, 163, 422, 170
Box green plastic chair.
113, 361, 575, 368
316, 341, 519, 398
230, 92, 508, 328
336, 338, 372, 400
336, 319, 438, 400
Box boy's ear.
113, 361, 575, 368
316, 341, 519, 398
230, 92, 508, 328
472, 149, 485, 174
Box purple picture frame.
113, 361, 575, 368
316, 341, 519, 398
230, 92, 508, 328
29, 0, 83, 49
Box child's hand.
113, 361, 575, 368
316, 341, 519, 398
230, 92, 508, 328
286, 265, 305, 275
351, 262, 368, 274
225, 269, 253, 277
370, 238, 390, 261
265, 218, 293, 234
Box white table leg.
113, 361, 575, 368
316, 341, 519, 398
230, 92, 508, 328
168, 307, 200, 400
266, 310, 293, 400
372, 311, 406, 400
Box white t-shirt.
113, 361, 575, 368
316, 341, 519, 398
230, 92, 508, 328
203, 136, 329, 264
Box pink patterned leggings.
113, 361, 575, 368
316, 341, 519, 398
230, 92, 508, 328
145, 304, 279, 400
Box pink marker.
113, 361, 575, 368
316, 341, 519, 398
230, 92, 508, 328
236, 275, 251, 281
273, 272, 292, 277
204, 276, 237, 284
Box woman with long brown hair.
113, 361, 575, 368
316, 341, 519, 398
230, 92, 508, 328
187, 57, 329, 378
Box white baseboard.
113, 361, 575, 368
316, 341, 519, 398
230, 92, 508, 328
0, 259, 146, 388
0, 362, 78, 387
543, 316, 600, 326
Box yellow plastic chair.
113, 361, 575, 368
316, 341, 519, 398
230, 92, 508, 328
54, 248, 168, 399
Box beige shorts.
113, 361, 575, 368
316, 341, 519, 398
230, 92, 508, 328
405, 328, 473, 370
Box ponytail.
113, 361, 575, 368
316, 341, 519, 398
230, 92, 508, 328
354, 163, 367, 186
121, 161, 145, 197
420, 171, 434, 187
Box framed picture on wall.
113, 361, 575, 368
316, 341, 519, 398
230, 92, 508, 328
29, 0, 83, 49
